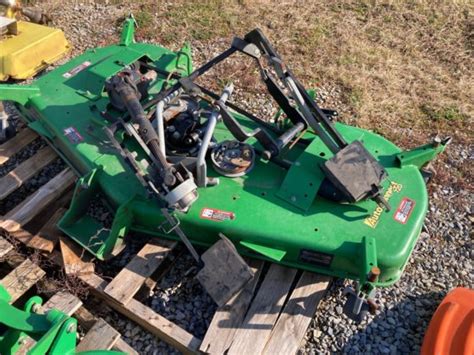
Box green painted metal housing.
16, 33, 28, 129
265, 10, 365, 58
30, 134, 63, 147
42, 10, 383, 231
0, 22, 447, 296
0, 285, 124, 355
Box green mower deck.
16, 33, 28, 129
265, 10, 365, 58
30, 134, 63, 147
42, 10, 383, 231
0, 17, 448, 320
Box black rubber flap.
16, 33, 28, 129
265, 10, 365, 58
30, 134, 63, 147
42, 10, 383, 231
196, 235, 254, 307
321, 140, 387, 202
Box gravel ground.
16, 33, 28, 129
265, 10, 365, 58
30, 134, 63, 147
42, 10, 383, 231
2, 2, 472, 354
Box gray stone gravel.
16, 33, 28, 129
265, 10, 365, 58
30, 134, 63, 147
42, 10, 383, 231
149, 252, 217, 339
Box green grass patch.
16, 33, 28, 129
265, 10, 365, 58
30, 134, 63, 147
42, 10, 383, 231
421, 105, 468, 122
349, 87, 364, 109
135, 9, 153, 29
165, 1, 235, 41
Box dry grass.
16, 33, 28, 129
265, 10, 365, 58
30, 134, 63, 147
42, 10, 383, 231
26, 0, 474, 186
116, 0, 473, 145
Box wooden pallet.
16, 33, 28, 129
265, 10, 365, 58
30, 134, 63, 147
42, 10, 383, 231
0, 236, 136, 354
0, 128, 332, 354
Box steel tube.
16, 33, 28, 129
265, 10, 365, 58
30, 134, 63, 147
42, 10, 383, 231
196, 84, 234, 187
276, 121, 305, 150
286, 77, 339, 153
155, 89, 182, 158
156, 101, 166, 157
196, 111, 218, 187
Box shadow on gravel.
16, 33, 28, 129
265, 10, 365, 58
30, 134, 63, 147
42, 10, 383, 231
341, 291, 445, 354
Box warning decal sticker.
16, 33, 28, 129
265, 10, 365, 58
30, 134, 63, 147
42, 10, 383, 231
394, 198, 415, 224
200, 208, 235, 222
64, 127, 84, 144
63, 61, 92, 78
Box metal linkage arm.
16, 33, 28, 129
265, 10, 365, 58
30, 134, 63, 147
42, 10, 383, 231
196, 84, 235, 187
240, 28, 348, 153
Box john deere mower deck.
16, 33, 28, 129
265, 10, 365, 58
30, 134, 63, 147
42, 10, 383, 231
0, 17, 448, 320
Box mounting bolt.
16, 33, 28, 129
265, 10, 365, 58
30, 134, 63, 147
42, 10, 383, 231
31, 303, 41, 313
261, 150, 272, 160
433, 136, 442, 147
368, 266, 381, 282
67, 323, 76, 333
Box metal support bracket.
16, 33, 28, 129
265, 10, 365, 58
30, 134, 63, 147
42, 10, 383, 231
120, 15, 136, 46
397, 137, 451, 170
276, 138, 330, 211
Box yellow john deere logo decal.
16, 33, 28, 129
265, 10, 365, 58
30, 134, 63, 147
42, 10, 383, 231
364, 181, 403, 228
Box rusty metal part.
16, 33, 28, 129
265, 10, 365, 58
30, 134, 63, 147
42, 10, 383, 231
163, 98, 193, 122
288, 128, 307, 150
210, 140, 255, 177
368, 266, 381, 282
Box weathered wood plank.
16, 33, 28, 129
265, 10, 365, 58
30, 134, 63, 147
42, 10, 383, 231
114, 338, 139, 355
0, 129, 37, 166
77, 318, 120, 352
135, 247, 184, 302
226, 264, 298, 355
27, 207, 66, 253
74, 306, 139, 355
0, 259, 45, 303
104, 239, 176, 305
74, 306, 98, 330
80, 271, 201, 354
2, 208, 67, 254
200, 259, 264, 354
0, 168, 75, 232
0, 236, 13, 258
263, 273, 331, 355
60, 237, 94, 276
0, 146, 57, 200
42, 291, 83, 315
1, 229, 33, 248
49, 242, 201, 354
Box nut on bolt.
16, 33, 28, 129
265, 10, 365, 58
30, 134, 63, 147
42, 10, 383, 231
368, 266, 381, 282
67, 323, 76, 333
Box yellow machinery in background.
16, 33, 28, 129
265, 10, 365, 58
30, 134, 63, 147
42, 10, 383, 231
0, 0, 70, 141
0, 0, 70, 81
